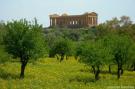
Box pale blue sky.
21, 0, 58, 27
0, 0, 135, 27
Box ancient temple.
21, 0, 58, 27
49, 12, 98, 28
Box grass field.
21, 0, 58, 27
0, 57, 135, 89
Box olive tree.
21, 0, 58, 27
0, 46, 10, 64
79, 40, 112, 80
4, 19, 46, 78
0, 21, 6, 43
0, 21, 10, 64
50, 38, 71, 62
103, 34, 131, 79
128, 43, 135, 71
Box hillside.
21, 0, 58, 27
0, 57, 135, 89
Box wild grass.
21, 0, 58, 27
0, 57, 135, 89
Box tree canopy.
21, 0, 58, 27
79, 40, 112, 80
3, 19, 46, 78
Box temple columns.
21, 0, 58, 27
54, 18, 57, 26
50, 18, 52, 26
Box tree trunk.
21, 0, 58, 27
20, 60, 28, 79
75, 56, 78, 60
66, 55, 68, 60
134, 63, 135, 71
49, 51, 55, 58
120, 64, 123, 75
95, 66, 100, 80
117, 64, 121, 79
60, 54, 64, 62
109, 65, 111, 73
121, 68, 123, 75
117, 69, 120, 79
92, 66, 96, 74
56, 55, 59, 60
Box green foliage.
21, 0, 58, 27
66, 30, 81, 41
0, 15, 135, 81
80, 40, 112, 67
104, 34, 131, 64
0, 21, 6, 43
128, 42, 135, 70
103, 34, 132, 78
50, 38, 72, 62
0, 45, 10, 63
75, 41, 85, 60
79, 40, 112, 80
1, 58, 135, 89
3, 19, 46, 78
120, 16, 132, 26
0, 21, 9, 63
4, 19, 45, 60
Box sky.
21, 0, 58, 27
0, 0, 135, 27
